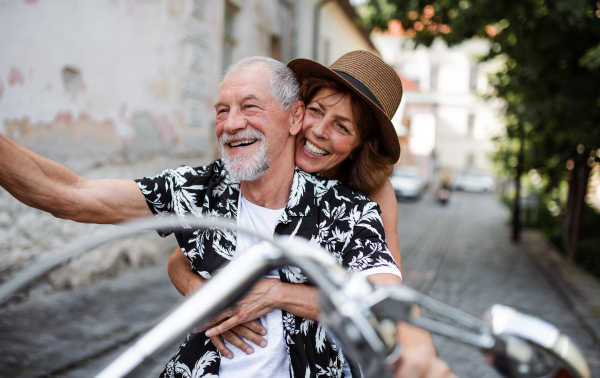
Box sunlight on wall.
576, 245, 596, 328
409, 113, 436, 156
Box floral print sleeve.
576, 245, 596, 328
341, 203, 400, 277
134, 160, 239, 276
135, 163, 225, 235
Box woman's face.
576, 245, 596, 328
295, 88, 361, 178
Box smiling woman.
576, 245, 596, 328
295, 87, 361, 180
293, 77, 393, 196
288, 51, 402, 201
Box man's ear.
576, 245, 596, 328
289, 101, 305, 136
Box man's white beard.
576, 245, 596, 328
220, 129, 270, 181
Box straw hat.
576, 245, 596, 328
288, 50, 402, 163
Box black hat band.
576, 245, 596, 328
333, 69, 383, 111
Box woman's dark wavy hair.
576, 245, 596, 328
299, 77, 395, 196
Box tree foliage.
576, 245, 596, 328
358, 0, 600, 258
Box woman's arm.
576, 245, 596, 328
168, 247, 205, 297
204, 279, 320, 336
368, 180, 402, 273
168, 247, 273, 356
202, 278, 319, 358
168, 247, 321, 320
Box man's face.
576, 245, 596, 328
215, 63, 292, 181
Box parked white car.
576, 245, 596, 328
454, 171, 496, 192
390, 166, 428, 200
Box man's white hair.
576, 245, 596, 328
222, 56, 299, 110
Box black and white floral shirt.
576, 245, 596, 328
136, 160, 400, 378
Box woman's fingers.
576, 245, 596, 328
208, 322, 268, 360
210, 335, 233, 359
205, 316, 237, 337
231, 324, 267, 348
242, 320, 267, 336
220, 330, 255, 355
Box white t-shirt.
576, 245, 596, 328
219, 193, 391, 377
218, 193, 290, 377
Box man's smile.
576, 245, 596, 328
229, 139, 258, 148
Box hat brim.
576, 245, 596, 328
288, 58, 400, 163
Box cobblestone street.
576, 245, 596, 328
1, 190, 599, 377
397, 190, 600, 377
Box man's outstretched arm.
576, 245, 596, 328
0, 135, 151, 223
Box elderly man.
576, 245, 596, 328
0, 56, 454, 378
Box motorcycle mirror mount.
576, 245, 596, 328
365, 289, 591, 378
482, 304, 591, 378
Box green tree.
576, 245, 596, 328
358, 0, 600, 259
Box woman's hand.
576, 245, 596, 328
204, 278, 279, 337
201, 278, 279, 359
168, 247, 205, 297
204, 320, 267, 359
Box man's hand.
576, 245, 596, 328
393, 344, 457, 378
394, 319, 457, 378
204, 278, 279, 337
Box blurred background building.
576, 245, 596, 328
373, 23, 504, 184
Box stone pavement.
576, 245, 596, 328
0, 265, 183, 378
397, 190, 600, 377
0, 190, 599, 377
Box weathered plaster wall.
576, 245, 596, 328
0, 0, 221, 160
0, 0, 220, 297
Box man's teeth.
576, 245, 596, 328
305, 140, 328, 157
230, 139, 256, 147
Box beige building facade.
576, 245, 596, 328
372, 29, 504, 179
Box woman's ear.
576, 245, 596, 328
289, 101, 305, 136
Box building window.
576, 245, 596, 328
430, 64, 439, 91
271, 35, 281, 61
222, 1, 239, 74
466, 153, 475, 168
469, 63, 479, 92
467, 113, 475, 138
323, 39, 330, 66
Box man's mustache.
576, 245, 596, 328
219, 129, 265, 146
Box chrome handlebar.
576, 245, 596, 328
0, 216, 590, 378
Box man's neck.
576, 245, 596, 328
239, 160, 295, 210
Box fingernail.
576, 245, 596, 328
259, 340, 267, 348
246, 347, 254, 355
260, 329, 267, 335
205, 330, 212, 337
226, 354, 233, 359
